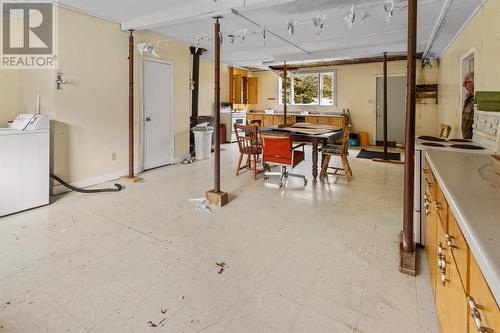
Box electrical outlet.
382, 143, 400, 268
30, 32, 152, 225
112, 153, 117, 161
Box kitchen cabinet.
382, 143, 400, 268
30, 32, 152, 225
424, 156, 500, 333
273, 116, 295, 125
305, 116, 346, 128
229, 67, 258, 108
469, 256, 500, 332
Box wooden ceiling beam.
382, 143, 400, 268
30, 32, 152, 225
268, 53, 423, 71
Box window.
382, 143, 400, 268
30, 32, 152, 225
279, 71, 336, 106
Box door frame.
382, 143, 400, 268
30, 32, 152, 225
141, 57, 175, 171
374, 74, 406, 145
459, 48, 475, 134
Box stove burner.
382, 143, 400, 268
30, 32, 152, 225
449, 144, 485, 150
421, 142, 446, 147
418, 136, 446, 142
449, 139, 472, 143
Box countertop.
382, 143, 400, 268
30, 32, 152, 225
248, 111, 346, 117
425, 149, 500, 304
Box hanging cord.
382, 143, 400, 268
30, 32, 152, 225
50, 174, 123, 193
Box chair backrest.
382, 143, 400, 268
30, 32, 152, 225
234, 124, 259, 153
340, 124, 350, 155
261, 134, 293, 161
249, 119, 262, 127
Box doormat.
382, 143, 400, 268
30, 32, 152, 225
356, 149, 401, 161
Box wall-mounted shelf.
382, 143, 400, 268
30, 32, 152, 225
416, 84, 438, 104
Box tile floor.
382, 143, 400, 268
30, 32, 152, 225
0, 144, 438, 332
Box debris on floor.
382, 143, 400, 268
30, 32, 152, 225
216, 262, 227, 275
147, 308, 169, 328
189, 197, 211, 214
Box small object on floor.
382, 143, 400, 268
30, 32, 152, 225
158, 318, 166, 326
189, 198, 212, 214
182, 158, 193, 164
216, 262, 227, 274
147, 320, 158, 327
356, 149, 401, 161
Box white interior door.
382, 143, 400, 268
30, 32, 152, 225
376, 76, 407, 145
143, 59, 173, 170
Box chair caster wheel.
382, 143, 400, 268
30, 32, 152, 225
278, 183, 283, 188
264, 176, 269, 180
304, 179, 308, 185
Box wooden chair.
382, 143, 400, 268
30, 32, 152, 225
234, 124, 264, 180
320, 123, 353, 182
249, 119, 262, 127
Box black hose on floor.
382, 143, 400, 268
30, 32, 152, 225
50, 174, 123, 193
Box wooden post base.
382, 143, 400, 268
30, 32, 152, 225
372, 158, 405, 165
205, 190, 229, 207
399, 232, 417, 276
120, 176, 143, 183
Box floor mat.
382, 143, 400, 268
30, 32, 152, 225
356, 149, 401, 161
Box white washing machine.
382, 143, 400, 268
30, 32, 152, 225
0, 114, 50, 217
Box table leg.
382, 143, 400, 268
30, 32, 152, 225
312, 138, 319, 179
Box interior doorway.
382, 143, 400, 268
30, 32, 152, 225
142, 59, 174, 170
376, 76, 407, 146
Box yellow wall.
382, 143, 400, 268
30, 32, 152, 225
0, 71, 19, 126
438, 0, 500, 138
251, 60, 438, 144
198, 60, 230, 116
12, 6, 193, 185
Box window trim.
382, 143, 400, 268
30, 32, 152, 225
278, 70, 336, 107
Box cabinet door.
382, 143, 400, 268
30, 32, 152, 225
317, 117, 331, 125
305, 116, 318, 124
435, 185, 448, 231
435, 220, 449, 331
469, 256, 500, 333
233, 75, 243, 104
330, 117, 345, 128
247, 77, 259, 104
273, 116, 283, 125
424, 187, 438, 295
448, 210, 469, 288
436, 220, 469, 333
263, 115, 274, 127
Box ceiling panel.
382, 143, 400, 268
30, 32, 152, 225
56, 0, 484, 67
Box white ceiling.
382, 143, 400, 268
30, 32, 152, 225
58, 0, 483, 67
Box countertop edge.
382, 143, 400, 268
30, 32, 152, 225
248, 112, 345, 117
424, 150, 500, 305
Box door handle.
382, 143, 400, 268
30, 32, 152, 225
146, 117, 151, 122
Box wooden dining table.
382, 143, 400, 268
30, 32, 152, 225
259, 125, 344, 179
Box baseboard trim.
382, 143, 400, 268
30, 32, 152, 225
51, 155, 191, 195
51, 168, 140, 195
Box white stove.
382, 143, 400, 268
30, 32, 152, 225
221, 108, 246, 143
414, 110, 500, 245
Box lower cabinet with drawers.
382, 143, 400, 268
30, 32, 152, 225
424, 157, 500, 333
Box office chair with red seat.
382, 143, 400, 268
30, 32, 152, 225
262, 134, 307, 188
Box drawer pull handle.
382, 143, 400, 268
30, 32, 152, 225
467, 296, 486, 333
445, 234, 456, 249
440, 271, 446, 286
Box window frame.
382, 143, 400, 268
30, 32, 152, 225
278, 70, 336, 107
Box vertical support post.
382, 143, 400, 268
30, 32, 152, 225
214, 18, 221, 193
400, 0, 417, 275
206, 17, 228, 207
283, 61, 287, 121
128, 30, 135, 178
383, 52, 389, 160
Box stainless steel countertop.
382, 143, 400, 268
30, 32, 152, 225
425, 149, 500, 304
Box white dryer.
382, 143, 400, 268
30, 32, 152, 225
0, 114, 50, 216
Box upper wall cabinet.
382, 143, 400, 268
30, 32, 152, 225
229, 67, 258, 108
